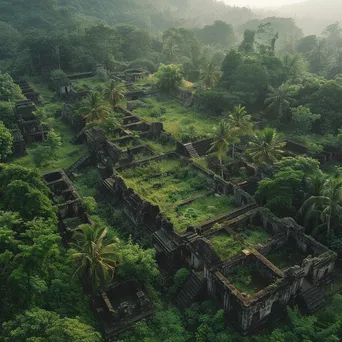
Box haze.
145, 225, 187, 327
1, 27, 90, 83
222, 0, 305, 8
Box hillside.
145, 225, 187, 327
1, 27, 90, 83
276, 0, 342, 34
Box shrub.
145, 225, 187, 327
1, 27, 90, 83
128, 58, 156, 72
168, 268, 190, 296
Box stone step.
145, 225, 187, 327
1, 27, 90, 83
300, 284, 326, 314
184, 143, 200, 159
175, 272, 204, 310
66, 153, 91, 176
70, 128, 86, 144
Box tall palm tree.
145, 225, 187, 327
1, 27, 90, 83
200, 62, 221, 88
103, 80, 124, 109
163, 38, 179, 63
71, 224, 120, 291
299, 177, 342, 239
80, 92, 111, 125
209, 120, 231, 178
227, 105, 253, 160
264, 84, 295, 120
247, 127, 285, 167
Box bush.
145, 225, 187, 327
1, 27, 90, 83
31, 145, 53, 167
128, 58, 156, 72
168, 268, 190, 296
0, 121, 13, 161
83, 196, 97, 214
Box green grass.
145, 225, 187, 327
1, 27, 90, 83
267, 246, 307, 270
139, 137, 175, 154
238, 226, 271, 246
14, 118, 87, 174
134, 97, 216, 141
210, 232, 245, 260
170, 195, 235, 233
120, 158, 211, 209
228, 265, 272, 295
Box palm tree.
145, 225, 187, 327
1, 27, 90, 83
209, 120, 231, 178
200, 62, 221, 88
71, 224, 120, 291
247, 127, 285, 167
264, 84, 295, 120
299, 177, 342, 239
103, 80, 124, 109
80, 92, 111, 125
163, 38, 179, 63
227, 105, 253, 160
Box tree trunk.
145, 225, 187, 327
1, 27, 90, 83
220, 157, 224, 179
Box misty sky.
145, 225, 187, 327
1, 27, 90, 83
222, 0, 306, 8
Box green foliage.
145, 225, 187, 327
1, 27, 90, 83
31, 129, 62, 167
196, 21, 235, 48
168, 268, 190, 295
256, 166, 306, 217
0, 101, 15, 128
128, 58, 156, 72
82, 196, 97, 214
247, 127, 285, 166
0, 72, 23, 101
117, 238, 159, 284
71, 224, 120, 291
291, 105, 321, 134
155, 64, 184, 92
210, 234, 244, 260
1, 308, 103, 342
3, 180, 56, 221
0, 121, 13, 161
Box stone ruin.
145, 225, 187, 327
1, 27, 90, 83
58, 82, 337, 335
10, 127, 26, 157
43, 169, 92, 244
92, 278, 154, 337
92, 148, 336, 334
14, 100, 49, 144
185, 209, 336, 334
173, 86, 194, 107
42, 169, 154, 337
14, 79, 40, 103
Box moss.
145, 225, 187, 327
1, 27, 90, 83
134, 97, 216, 141
228, 265, 272, 295
238, 225, 271, 246
170, 195, 235, 233
210, 233, 244, 260
267, 246, 307, 270
121, 159, 211, 209
14, 118, 87, 173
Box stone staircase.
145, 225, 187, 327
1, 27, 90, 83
300, 279, 326, 314
184, 143, 200, 159
174, 271, 205, 310
70, 128, 86, 144
65, 153, 91, 177
184, 231, 200, 244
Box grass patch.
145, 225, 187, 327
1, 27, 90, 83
228, 265, 272, 295
238, 225, 271, 246
170, 195, 235, 233
210, 232, 245, 260
120, 158, 211, 208
139, 137, 175, 154
267, 246, 307, 270
14, 118, 87, 174
134, 97, 216, 141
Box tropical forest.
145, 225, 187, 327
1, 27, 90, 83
2, 0, 342, 341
